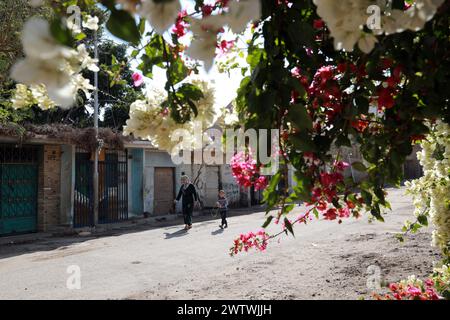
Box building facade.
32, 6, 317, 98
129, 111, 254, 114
0, 135, 254, 236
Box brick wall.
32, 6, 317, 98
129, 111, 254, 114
37, 145, 61, 231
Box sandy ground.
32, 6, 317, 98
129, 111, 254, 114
0, 187, 441, 300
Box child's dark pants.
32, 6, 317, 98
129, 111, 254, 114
220, 209, 227, 227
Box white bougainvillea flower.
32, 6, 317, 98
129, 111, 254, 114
21, 17, 74, 60
11, 58, 72, 90
83, 15, 99, 31
67, 18, 82, 35
11, 84, 34, 109
225, 0, 261, 34
406, 120, 450, 253
186, 16, 225, 70
11, 56, 75, 109
314, 0, 370, 52
358, 33, 378, 54
124, 79, 216, 151
416, 0, 445, 21
185, 36, 217, 70
76, 44, 99, 72
46, 83, 78, 109
10, 17, 97, 109
29, 84, 56, 110
138, 0, 181, 34
313, 0, 444, 53
188, 78, 216, 128
72, 74, 95, 99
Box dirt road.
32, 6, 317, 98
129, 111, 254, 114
0, 187, 441, 300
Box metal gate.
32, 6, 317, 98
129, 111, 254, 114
74, 150, 94, 227
98, 150, 128, 223
0, 145, 39, 236
74, 148, 128, 227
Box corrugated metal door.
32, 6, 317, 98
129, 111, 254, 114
153, 167, 174, 215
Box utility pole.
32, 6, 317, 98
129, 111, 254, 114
93, 29, 99, 226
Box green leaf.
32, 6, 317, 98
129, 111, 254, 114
352, 161, 367, 172
284, 217, 295, 237
417, 214, 428, 226
50, 19, 73, 47
292, 173, 312, 202
106, 9, 141, 45
138, 18, 146, 35
262, 215, 274, 228
313, 208, 319, 219
289, 135, 317, 152
177, 83, 204, 101
262, 172, 281, 210
283, 204, 295, 214
168, 58, 188, 85
74, 32, 87, 41
288, 104, 313, 131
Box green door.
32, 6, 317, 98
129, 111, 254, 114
0, 163, 38, 235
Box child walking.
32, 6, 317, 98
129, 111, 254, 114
216, 190, 228, 229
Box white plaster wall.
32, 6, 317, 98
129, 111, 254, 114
220, 164, 240, 207
144, 150, 181, 214
143, 166, 154, 213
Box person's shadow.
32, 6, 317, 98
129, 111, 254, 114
164, 228, 188, 239
211, 228, 224, 236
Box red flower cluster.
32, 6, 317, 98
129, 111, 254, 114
172, 10, 189, 38
307, 160, 357, 221
216, 39, 235, 56
351, 114, 369, 133
375, 61, 403, 110
374, 280, 440, 300
231, 152, 268, 191
230, 230, 270, 256
307, 65, 343, 120
313, 19, 324, 29
202, 4, 214, 16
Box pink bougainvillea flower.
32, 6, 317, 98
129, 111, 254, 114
333, 160, 350, 171
132, 72, 144, 87
202, 4, 214, 16
406, 285, 422, 297
254, 175, 268, 191
230, 152, 268, 191
216, 39, 235, 57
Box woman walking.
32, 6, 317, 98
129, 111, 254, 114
174, 175, 199, 230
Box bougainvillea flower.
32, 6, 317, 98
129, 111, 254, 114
132, 72, 144, 87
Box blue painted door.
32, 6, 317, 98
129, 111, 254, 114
0, 163, 38, 235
